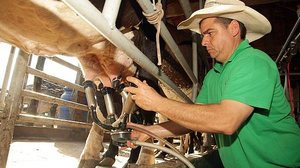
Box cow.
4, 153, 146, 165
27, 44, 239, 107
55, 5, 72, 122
0, 0, 194, 167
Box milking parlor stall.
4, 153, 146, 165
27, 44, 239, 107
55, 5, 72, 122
0, 0, 299, 168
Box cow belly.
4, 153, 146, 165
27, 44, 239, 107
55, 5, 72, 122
0, 0, 108, 56
0, 0, 138, 86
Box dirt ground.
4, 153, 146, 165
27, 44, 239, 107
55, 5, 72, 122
6, 140, 129, 168
6, 139, 202, 168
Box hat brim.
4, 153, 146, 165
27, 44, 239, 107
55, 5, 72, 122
177, 5, 272, 42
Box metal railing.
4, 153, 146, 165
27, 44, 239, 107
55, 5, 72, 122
0, 46, 91, 168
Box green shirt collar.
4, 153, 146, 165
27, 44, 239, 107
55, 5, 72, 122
214, 40, 251, 73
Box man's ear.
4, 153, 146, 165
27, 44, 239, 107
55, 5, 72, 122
229, 20, 240, 38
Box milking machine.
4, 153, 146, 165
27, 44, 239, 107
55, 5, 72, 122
83, 78, 195, 168
83, 78, 135, 147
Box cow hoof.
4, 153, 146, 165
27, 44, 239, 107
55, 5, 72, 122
77, 159, 100, 168
98, 157, 115, 167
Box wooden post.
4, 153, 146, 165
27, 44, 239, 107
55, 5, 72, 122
0, 50, 29, 168
27, 56, 45, 116
73, 69, 88, 122
0, 46, 15, 109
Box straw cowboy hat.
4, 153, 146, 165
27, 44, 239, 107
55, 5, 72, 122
177, 0, 272, 42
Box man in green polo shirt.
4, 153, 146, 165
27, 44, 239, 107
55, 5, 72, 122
125, 0, 300, 167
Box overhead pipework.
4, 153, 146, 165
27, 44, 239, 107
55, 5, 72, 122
102, 0, 122, 28
62, 0, 193, 103
177, 0, 200, 101
137, 0, 198, 85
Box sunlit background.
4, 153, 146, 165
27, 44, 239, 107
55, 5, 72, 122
0, 42, 80, 89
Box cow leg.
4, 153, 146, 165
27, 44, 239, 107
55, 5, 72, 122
97, 91, 119, 167
78, 123, 104, 168
125, 108, 155, 165
135, 113, 156, 165
77, 54, 114, 168
98, 140, 118, 166
132, 76, 157, 165
133, 117, 155, 166
79, 94, 119, 168
136, 139, 155, 165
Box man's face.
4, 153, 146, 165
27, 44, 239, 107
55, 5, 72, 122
200, 18, 234, 64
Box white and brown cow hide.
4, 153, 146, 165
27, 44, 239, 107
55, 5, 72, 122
0, 0, 139, 86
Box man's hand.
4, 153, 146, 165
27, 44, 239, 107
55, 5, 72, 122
125, 76, 164, 112
126, 122, 150, 148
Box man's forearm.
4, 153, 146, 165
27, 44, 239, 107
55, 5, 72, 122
149, 120, 191, 138
155, 97, 253, 135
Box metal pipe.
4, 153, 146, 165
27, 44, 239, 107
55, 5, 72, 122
178, 0, 199, 101
83, 80, 97, 108
127, 123, 182, 155
0, 46, 16, 108
102, 0, 122, 28
191, 35, 199, 101
112, 93, 135, 127
62, 0, 192, 103
83, 80, 113, 130
276, 17, 300, 63
199, 0, 205, 9
178, 0, 193, 17
280, 72, 300, 76
132, 141, 195, 168
137, 0, 198, 85
119, 90, 128, 100
101, 87, 116, 116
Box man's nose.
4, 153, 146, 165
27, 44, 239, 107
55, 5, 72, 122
201, 36, 209, 46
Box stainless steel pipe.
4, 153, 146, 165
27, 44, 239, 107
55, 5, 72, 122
62, 0, 192, 103
137, 0, 198, 85
102, 0, 122, 28
178, 0, 199, 101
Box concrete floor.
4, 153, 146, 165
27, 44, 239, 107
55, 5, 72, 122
6, 140, 129, 168
6, 140, 204, 168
